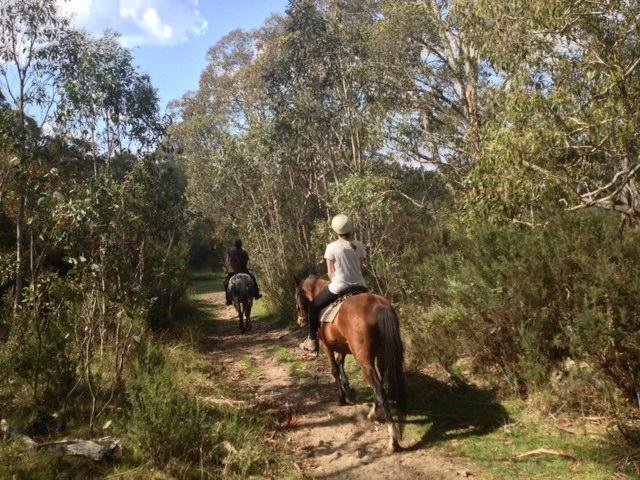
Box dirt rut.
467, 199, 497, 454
200, 291, 470, 479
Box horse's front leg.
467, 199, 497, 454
336, 353, 355, 404
321, 342, 346, 405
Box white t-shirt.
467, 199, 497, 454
324, 239, 367, 294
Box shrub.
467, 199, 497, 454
125, 345, 283, 477
406, 213, 640, 409
126, 350, 214, 467
0, 274, 78, 413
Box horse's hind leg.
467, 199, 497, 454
236, 300, 245, 333
368, 354, 384, 420
245, 300, 252, 332
362, 364, 400, 452
367, 399, 378, 421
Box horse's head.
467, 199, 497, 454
294, 279, 310, 327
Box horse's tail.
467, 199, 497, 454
376, 306, 407, 423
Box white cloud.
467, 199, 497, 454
57, 0, 94, 23
57, 0, 208, 47
120, 4, 173, 42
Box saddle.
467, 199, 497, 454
320, 289, 367, 324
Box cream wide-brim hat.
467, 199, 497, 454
331, 214, 353, 235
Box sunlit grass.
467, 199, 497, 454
447, 401, 623, 479
267, 344, 313, 381
239, 355, 262, 377
188, 270, 226, 296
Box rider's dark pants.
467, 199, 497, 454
224, 271, 260, 303
308, 285, 367, 341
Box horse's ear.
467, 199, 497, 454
293, 275, 300, 287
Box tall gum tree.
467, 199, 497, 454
372, 0, 488, 186
0, 0, 67, 311
56, 29, 164, 175
461, 0, 640, 229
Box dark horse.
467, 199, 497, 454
294, 275, 406, 451
228, 273, 253, 333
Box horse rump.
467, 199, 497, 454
229, 273, 254, 300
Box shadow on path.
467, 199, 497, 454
402, 371, 509, 452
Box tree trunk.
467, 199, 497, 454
13, 194, 25, 313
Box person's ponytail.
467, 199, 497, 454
340, 232, 357, 251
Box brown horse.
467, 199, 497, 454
294, 275, 406, 451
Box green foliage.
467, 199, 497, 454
407, 214, 640, 406
174, 0, 640, 420
57, 29, 164, 158
1, 291, 77, 410
126, 352, 213, 466
462, 0, 640, 219
5, 5, 640, 479
0, 6, 190, 467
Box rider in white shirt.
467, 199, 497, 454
299, 214, 367, 352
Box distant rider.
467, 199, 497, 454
224, 239, 262, 305
299, 214, 367, 352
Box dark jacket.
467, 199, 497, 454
226, 247, 249, 273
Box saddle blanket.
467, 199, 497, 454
320, 291, 363, 324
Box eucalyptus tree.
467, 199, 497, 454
56, 29, 164, 175
0, 0, 67, 310
265, 0, 385, 179
176, 0, 436, 308
372, 0, 490, 189
460, 0, 640, 229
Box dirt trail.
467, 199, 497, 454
199, 290, 472, 479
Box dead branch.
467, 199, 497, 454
516, 448, 577, 461
521, 160, 567, 184
569, 164, 640, 211
1, 419, 121, 462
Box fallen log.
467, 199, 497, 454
1, 419, 121, 461
0, 419, 37, 448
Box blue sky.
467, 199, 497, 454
58, 0, 289, 110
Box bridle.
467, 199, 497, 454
294, 286, 309, 326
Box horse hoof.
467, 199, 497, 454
389, 440, 401, 453
347, 388, 357, 403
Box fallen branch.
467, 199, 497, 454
516, 448, 577, 461
1, 419, 37, 448
200, 395, 248, 407
1, 419, 121, 461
